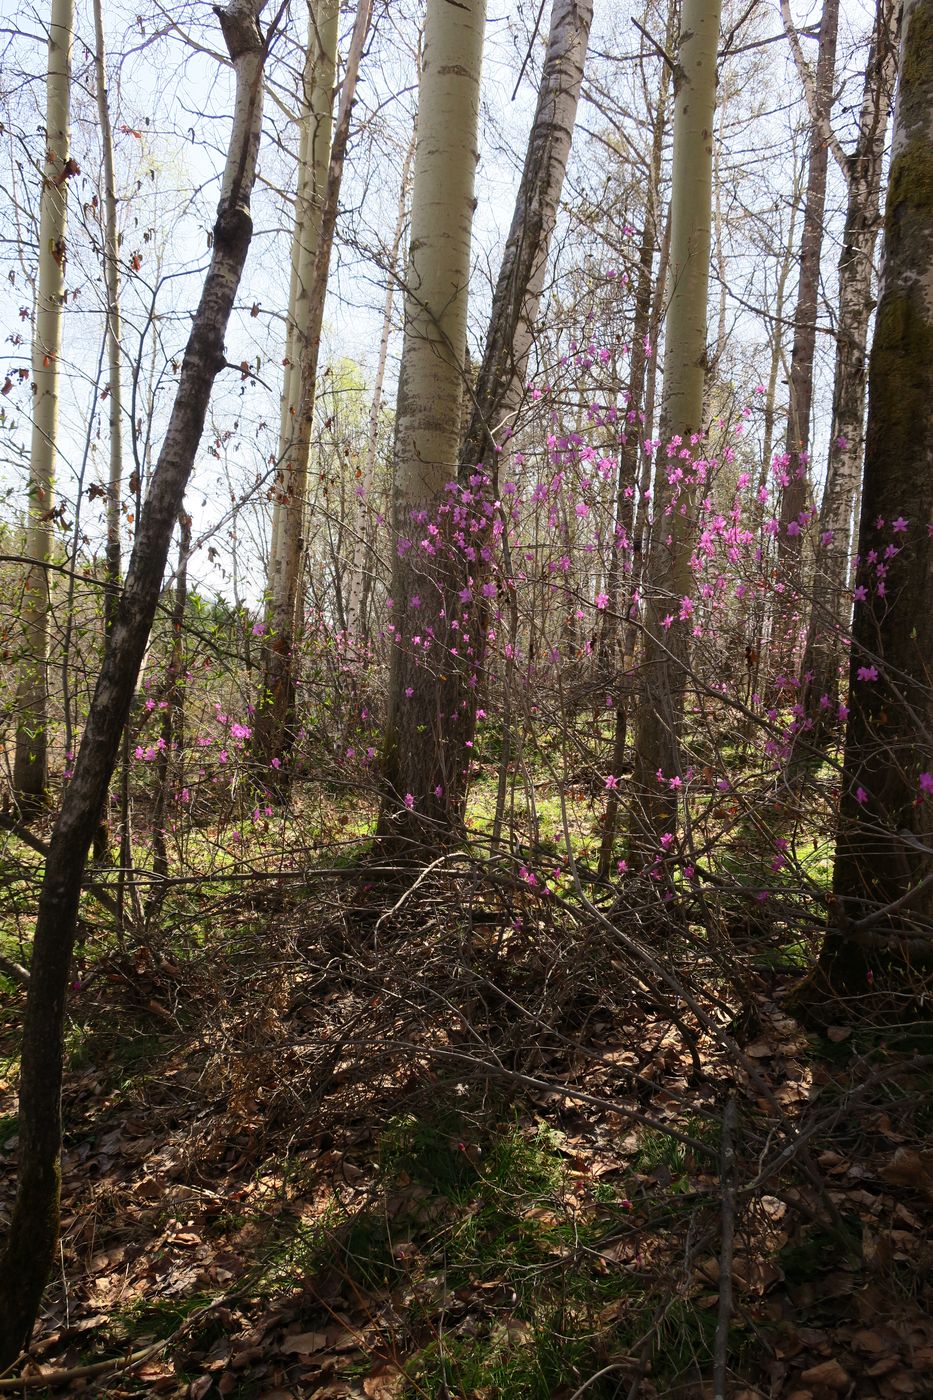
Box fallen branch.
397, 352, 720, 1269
0, 954, 29, 987
0, 815, 119, 920
0, 1291, 240, 1390
0, 1344, 160, 1391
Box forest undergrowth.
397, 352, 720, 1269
2, 851, 932, 1399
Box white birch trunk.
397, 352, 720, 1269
257, 0, 372, 769
13, 0, 75, 811
460, 0, 592, 479
378, 0, 486, 849
630, 0, 722, 845
267, 0, 339, 610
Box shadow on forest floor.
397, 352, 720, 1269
1, 864, 933, 1398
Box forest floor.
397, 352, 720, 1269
2, 861, 933, 1399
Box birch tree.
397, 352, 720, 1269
629, 0, 722, 846
0, 0, 270, 1361
255, 0, 372, 772
377, 0, 486, 851
256, 0, 338, 765
817, 0, 933, 992
13, 0, 76, 813
774, 0, 840, 666
458, 0, 593, 481
793, 0, 901, 758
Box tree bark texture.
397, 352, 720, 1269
597, 1, 673, 669
774, 0, 840, 667
596, 2, 676, 878
377, 0, 486, 852
794, 0, 901, 760
256, 0, 339, 768
13, 0, 75, 811
629, 0, 721, 848
256, 0, 372, 773
0, 0, 268, 1364
458, 0, 592, 481
93, 0, 124, 633
824, 0, 933, 976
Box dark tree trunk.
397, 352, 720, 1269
818, 0, 933, 991
0, 0, 269, 1364
792, 0, 901, 766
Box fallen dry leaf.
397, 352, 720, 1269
800, 1358, 850, 1390
879, 1148, 933, 1200
850, 1328, 891, 1355
362, 1365, 405, 1398
280, 1329, 330, 1354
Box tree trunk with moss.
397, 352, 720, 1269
628, 0, 721, 849
13, 0, 75, 813
0, 0, 268, 1364
819, 0, 933, 988
377, 0, 486, 852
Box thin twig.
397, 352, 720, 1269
714, 1092, 738, 1400
567, 1360, 635, 1400
632, 17, 677, 71
374, 853, 468, 934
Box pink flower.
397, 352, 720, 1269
404, 793, 414, 809
857, 665, 878, 682
660, 832, 674, 849
919, 772, 933, 795
595, 591, 609, 609
855, 786, 868, 805
604, 774, 618, 790
405, 686, 414, 698
892, 516, 908, 533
